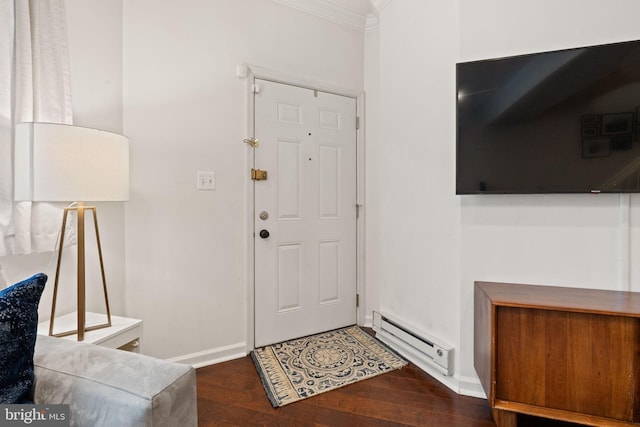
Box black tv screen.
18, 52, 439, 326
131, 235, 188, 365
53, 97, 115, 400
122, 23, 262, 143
456, 40, 640, 194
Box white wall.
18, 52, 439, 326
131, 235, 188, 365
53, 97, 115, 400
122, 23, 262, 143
373, 0, 640, 395
372, 0, 461, 379
122, 0, 364, 359
363, 18, 380, 325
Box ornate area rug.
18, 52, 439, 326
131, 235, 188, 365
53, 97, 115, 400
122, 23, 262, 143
251, 325, 407, 407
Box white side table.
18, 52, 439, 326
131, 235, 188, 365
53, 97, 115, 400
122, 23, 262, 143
38, 311, 143, 352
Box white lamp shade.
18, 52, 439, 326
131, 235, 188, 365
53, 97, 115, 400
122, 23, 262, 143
14, 122, 129, 202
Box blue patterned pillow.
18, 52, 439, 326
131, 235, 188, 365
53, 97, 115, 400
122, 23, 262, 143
0, 273, 47, 404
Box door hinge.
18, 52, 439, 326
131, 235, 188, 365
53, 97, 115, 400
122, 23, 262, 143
356, 116, 360, 130
356, 204, 363, 219
356, 293, 360, 307
252, 83, 261, 93
251, 168, 268, 181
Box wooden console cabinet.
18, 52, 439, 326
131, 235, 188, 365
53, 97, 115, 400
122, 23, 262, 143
474, 281, 640, 427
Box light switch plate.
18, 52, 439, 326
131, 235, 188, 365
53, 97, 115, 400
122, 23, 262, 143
197, 171, 215, 190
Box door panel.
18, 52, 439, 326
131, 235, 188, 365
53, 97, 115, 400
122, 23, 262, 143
254, 79, 357, 347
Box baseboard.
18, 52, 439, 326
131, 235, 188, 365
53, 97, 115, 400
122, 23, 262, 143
167, 342, 247, 368
362, 313, 374, 328
456, 374, 486, 398
377, 335, 485, 399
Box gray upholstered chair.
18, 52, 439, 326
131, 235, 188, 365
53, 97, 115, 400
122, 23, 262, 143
33, 335, 197, 427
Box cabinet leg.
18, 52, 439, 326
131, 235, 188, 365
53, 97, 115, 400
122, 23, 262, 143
492, 408, 517, 427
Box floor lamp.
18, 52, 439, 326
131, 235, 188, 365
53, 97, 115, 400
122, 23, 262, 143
14, 122, 129, 341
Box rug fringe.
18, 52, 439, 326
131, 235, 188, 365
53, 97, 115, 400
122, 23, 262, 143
250, 350, 291, 407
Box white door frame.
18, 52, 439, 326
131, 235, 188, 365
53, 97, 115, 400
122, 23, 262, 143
238, 63, 366, 351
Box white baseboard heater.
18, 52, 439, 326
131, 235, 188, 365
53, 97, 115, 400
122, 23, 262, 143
372, 311, 453, 376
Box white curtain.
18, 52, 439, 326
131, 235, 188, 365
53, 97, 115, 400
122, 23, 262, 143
0, 0, 73, 257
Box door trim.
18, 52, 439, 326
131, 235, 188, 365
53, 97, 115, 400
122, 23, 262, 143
238, 63, 366, 351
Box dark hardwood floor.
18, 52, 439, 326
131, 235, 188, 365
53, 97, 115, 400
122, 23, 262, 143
196, 356, 581, 426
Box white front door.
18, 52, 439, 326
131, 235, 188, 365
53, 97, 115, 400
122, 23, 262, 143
254, 79, 357, 347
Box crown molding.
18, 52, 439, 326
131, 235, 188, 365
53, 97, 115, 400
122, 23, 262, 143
370, 0, 392, 13
365, 14, 379, 32
272, 0, 369, 32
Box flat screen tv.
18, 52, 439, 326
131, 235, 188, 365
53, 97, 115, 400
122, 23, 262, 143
456, 39, 640, 194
